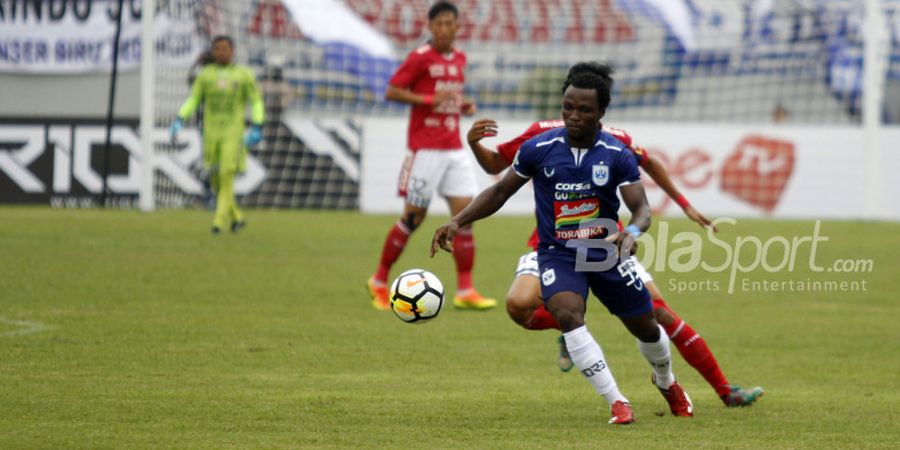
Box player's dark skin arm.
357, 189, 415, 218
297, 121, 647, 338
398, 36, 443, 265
431, 170, 529, 256
622, 182, 651, 231
466, 119, 510, 175
609, 182, 651, 258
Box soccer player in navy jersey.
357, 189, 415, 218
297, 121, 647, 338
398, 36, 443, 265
463, 64, 762, 408
432, 62, 693, 424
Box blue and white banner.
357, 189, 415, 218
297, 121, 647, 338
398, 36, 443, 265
615, 0, 698, 51
0, 1, 202, 73
281, 0, 398, 99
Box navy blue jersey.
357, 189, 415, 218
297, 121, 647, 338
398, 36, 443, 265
513, 127, 641, 257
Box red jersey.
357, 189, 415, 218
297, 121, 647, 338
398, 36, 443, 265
496, 120, 648, 250
389, 44, 467, 151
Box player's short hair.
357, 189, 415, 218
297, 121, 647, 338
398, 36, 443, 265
211, 35, 234, 48
562, 62, 615, 111
428, 1, 458, 20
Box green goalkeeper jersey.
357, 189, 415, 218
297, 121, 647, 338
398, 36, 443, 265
177, 63, 265, 131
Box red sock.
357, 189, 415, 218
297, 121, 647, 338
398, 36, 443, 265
524, 304, 560, 330
374, 222, 411, 283
653, 298, 731, 398
453, 229, 475, 291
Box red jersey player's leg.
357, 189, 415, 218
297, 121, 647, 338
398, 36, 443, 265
368, 218, 416, 310
442, 151, 496, 310
445, 196, 496, 310
368, 203, 424, 310
651, 293, 764, 407
366, 152, 434, 310
367, 152, 431, 310
634, 259, 764, 407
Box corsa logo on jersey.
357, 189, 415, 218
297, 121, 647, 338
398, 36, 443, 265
555, 182, 592, 191
554, 198, 600, 228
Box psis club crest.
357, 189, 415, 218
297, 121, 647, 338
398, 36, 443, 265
592, 164, 609, 186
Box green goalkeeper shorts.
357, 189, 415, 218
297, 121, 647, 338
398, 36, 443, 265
202, 127, 246, 173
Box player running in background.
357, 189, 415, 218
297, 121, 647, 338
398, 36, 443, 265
170, 35, 264, 234
433, 62, 693, 424
366, 1, 496, 311
467, 113, 763, 407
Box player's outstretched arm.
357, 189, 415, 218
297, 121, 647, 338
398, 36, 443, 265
680, 204, 718, 232
466, 119, 510, 175
431, 170, 529, 256
642, 154, 719, 232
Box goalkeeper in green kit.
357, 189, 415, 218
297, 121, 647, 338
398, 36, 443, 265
170, 35, 265, 234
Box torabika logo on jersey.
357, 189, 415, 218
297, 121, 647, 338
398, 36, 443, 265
554, 199, 607, 240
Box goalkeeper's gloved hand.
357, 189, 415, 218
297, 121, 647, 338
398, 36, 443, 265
244, 124, 263, 147
169, 119, 183, 144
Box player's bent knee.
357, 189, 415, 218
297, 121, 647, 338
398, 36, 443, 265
504, 294, 535, 326
401, 210, 426, 232
505, 301, 530, 327
551, 309, 584, 331
640, 327, 661, 343
621, 312, 662, 342
634, 322, 662, 342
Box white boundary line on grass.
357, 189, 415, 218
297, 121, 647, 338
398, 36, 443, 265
0, 317, 52, 337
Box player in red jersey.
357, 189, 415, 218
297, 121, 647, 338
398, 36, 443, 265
367, 1, 496, 311
465, 111, 763, 407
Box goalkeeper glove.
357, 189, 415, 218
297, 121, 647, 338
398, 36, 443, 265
169, 119, 183, 144
244, 125, 263, 147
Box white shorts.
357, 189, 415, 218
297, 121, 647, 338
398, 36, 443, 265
397, 148, 478, 208
514, 251, 654, 283
632, 257, 653, 283
514, 251, 540, 278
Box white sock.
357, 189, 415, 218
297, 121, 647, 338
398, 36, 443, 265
637, 325, 675, 389
564, 326, 628, 405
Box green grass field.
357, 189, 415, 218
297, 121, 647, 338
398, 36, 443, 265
1, 207, 898, 449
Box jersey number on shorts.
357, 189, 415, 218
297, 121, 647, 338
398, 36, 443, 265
617, 259, 644, 291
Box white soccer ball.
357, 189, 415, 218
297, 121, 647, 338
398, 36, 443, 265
389, 269, 444, 324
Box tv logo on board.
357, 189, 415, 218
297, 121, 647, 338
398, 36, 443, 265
720, 136, 795, 212
644, 134, 796, 214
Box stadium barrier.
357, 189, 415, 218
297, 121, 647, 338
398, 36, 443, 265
3, 115, 898, 219
359, 117, 900, 219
